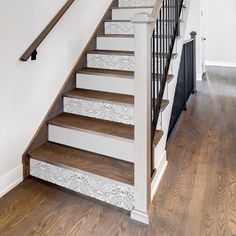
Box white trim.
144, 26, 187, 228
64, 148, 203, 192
0, 165, 23, 198
206, 61, 236, 68
197, 72, 203, 81
151, 151, 168, 200
131, 209, 149, 225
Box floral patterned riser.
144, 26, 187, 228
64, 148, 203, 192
64, 98, 135, 125
30, 159, 135, 211
119, 0, 155, 7
105, 22, 174, 35
87, 54, 164, 72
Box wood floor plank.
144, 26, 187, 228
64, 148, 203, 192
1, 67, 236, 235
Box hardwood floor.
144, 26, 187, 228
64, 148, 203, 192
0, 66, 236, 235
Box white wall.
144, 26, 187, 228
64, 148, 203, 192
205, 0, 236, 67
0, 0, 112, 197
184, 0, 203, 80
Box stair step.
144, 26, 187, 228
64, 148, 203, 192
64, 88, 169, 111
77, 67, 174, 83
28, 142, 134, 186
48, 112, 162, 145
29, 143, 135, 211
48, 113, 136, 162
119, 0, 155, 7
87, 50, 177, 71
63, 88, 169, 126
76, 68, 173, 96
87, 50, 177, 58
104, 19, 183, 35
48, 113, 134, 140
111, 7, 153, 21
112, 6, 153, 9
97, 34, 175, 51
78, 67, 134, 78
64, 88, 134, 105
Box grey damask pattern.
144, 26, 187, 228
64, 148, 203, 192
119, 0, 155, 7
64, 97, 135, 125
87, 54, 135, 71
30, 159, 135, 211
105, 22, 134, 35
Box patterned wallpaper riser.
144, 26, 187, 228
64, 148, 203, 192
119, 0, 155, 7
105, 21, 173, 35
64, 97, 135, 125
30, 159, 135, 211
87, 54, 166, 72
64, 98, 162, 127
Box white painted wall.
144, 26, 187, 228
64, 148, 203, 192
0, 0, 112, 197
205, 0, 236, 67
184, 0, 203, 80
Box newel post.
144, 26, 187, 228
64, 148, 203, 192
190, 31, 197, 93
131, 13, 155, 225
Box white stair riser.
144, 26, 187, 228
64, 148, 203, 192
87, 53, 173, 72
48, 125, 135, 162
76, 73, 169, 99
63, 97, 135, 125
112, 8, 153, 20
76, 73, 135, 95
97, 36, 172, 52
119, 0, 155, 7
30, 159, 134, 211
97, 37, 134, 51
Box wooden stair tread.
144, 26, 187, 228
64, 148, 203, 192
98, 34, 175, 38
88, 50, 134, 56
28, 142, 134, 186
154, 130, 164, 147
111, 6, 153, 9
64, 88, 134, 105
78, 67, 174, 83
48, 113, 163, 145
48, 113, 134, 140
78, 67, 134, 78
64, 88, 169, 111
105, 19, 182, 23
161, 99, 169, 111
88, 49, 177, 58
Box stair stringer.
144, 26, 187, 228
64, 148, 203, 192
151, 0, 192, 199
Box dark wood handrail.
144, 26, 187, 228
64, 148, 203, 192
20, 0, 75, 61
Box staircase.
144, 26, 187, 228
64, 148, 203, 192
24, 0, 191, 224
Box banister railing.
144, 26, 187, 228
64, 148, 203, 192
151, 0, 184, 172
131, 0, 185, 224
20, 0, 75, 61
168, 32, 197, 138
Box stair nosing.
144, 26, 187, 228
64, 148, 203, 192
78, 68, 174, 83
48, 113, 135, 141
88, 49, 177, 58
77, 68, 134, 79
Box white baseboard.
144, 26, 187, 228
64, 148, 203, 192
0, 165, 23, 198
131, 209, 149, 225
206, 61, 236, 68
151, 151, 168, 200
197, 72, 203, 81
